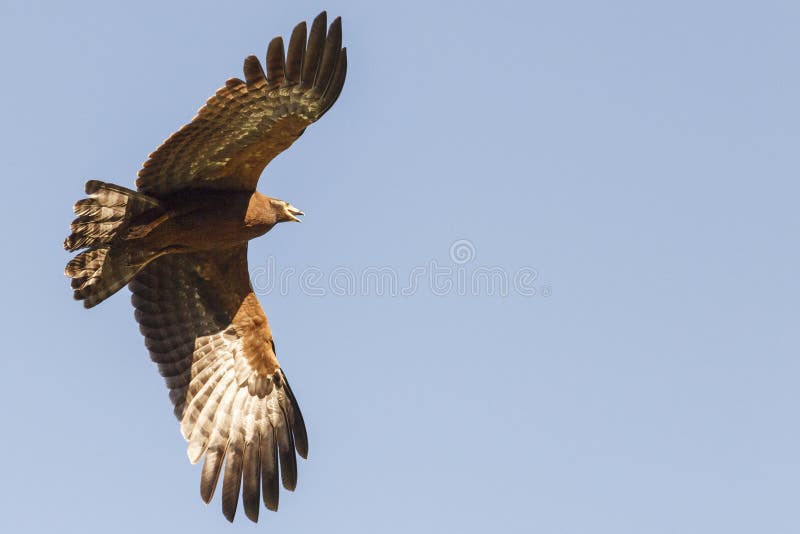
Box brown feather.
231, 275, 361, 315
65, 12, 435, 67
261, 425, 279, 511
319, 48, 347, 117
243, 55, 266, 86
281, 370, 309, 459
200, 441, 227, 504
313, 17, 342, 94
221, 390, 248, 522
278, 420, 298, 491
265, 37, 285, 86
65, 180, 161, 251
301, 12, 327, 90
285, 21, 306, 83
135, 10, 346, 196
242, 432, 262, 522
67, 245, 158, 308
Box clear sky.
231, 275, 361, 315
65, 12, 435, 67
1, 1, 799, 532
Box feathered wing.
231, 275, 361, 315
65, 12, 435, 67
136, 11, 347, 197
130, 245, 307, 523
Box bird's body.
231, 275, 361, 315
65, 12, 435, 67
63, 11, 347, 523
125, 190, 294, 255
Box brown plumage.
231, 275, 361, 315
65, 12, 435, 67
63, 11, 346, 523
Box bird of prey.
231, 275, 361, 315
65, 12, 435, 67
63, 12, 347, 523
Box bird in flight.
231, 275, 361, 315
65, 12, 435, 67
63, 12, 347, 523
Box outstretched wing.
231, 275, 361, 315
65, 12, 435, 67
136, 11, 347, 197
130, 245, 307, 523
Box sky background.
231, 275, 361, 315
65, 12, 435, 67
1, 1, 799, 532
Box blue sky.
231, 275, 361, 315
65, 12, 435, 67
2, 1, 799, 532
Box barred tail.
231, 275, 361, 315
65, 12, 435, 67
66, 246, 157, 308
64, 180, 161, 251
64, 180, 163, 308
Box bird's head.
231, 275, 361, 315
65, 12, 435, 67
271, 198, 304, 223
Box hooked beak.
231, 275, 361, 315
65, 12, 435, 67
287, 204, 304, 223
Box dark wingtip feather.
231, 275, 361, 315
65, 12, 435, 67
221, 441, 244, 523
242, 440, 262, 523
243, 55, 266, 86
314, 17, 342, 92
84, 180, 103, 194
318, 47, 347, 118
293, 422, 308, 460
266, 37, 285, 85
243, 503, 259, 523
261, 427, 279, 512
278, 422, 298, 492
285, 21, 307, 83
301, 11, 328, 88
200, 446, 227, 504
281, 373, 309, 459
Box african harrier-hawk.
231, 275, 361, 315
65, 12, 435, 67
63, 12, 346, 523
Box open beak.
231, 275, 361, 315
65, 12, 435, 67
287, 204, 304, 223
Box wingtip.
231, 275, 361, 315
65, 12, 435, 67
243, 55, 266, 86
84, 179, 103, 195
82, 295, 98, 309
266, 36, 286, 85
244, 507, 260, 523
327, 17, 343, 52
